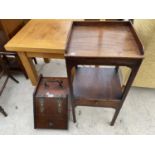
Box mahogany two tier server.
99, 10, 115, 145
65, 21, 144, 125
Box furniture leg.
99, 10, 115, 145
16, 55, 29, 79
2, 63, 19, 84
111, 62, 142, 125
111, 108, 121, 126
18, 52, 38, 85
0, 106, 7, 117
33, 58, 37, 64
8, 74, 19, 83
66, 62, 76, 122
44, 58, 50, 63
115, 66, 119, 72
70, 95, 76, 123
3, 55, 10, 64
0, 75, 19, 96
0, 76, 9, 96
0, 59, 19, 96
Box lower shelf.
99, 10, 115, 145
73, 67, 122, 102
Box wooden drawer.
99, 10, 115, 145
34, 115, 68, 129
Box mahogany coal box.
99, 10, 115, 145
33, 75, 68, 129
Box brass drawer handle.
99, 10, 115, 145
44, 80, 63, 88
38, 97, 45, 113
56, 97, 63, 113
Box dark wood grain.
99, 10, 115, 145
35, 115, 68, 129
65, 21, 144, 125
65, 21, 144, 58
73, 67, 122, 100
33, 76, 68, 129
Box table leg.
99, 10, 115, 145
18, 52, 38, 85
44, 58, 50, 63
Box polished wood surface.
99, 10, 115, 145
26, 52, 64, 59
66, 21, 144, 58
4, 20, 72, 85
73, 67, 122, 100
0, 19, 51, 65
5, 19, 72, 53
65, 21, 144, 125
36, 77, 68, 98
33, 76, 68, 129
73, 67, 122, 109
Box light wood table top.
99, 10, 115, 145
4, 19, 73, 86
5, 19, 73, 53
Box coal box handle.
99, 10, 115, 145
44, 80, 63, 88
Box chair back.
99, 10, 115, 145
0, 19, 26, 39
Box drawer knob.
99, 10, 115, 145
95, 102, 98, 105
49, 122, 54, 127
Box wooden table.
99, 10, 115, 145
5, 19, 72, 85
65, 21, 144, 125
